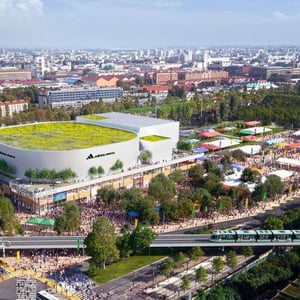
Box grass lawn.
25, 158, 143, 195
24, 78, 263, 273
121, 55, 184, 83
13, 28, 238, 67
0, 122, 136, 150
92, 255, 165, 284
140, 135, 169, 142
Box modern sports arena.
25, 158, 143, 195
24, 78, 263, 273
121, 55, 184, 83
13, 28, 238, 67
0, 112, 179, 181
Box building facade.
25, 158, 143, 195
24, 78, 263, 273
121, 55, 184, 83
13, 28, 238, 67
38, 87, 123, 108
0, 100, 28, 117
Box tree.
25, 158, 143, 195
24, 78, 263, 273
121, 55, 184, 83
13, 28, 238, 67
240, 168, 262, 184
116, 232, 132, 258
148, 173, 176, 202
97, 166, 105, 176
63, 202, 81, 233
89, 166, 98, 178
160, 257, 174, 277
196, 266, 208, 283
190, 246, 204, 260
263, 215, 284, 230
264, 175, 284, 198
111, 159, 123, 172
24, 168, 38, 180
242, 246, 253, 258
180, 275, 190, 293
174, 251, 186, 268
96, 186, 117, 206
136, 196, 159, 225
54, 215, 66, 235
212, 257, 224, 275
168, 169, 186, 184
231, 149, 246, 162
226, 250, 238, 269
188, 165, 205, 188
129, 225, 156, 255
139, 150, 151, 164
84, 216, 119, 269
0, 195, 19, 235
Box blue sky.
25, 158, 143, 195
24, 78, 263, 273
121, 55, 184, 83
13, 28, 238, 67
1, 0, 300, 49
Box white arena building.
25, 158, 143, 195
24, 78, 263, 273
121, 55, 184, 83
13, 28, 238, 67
0, 113, 179, 181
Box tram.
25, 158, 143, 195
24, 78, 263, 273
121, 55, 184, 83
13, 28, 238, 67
209, 229, 300, 243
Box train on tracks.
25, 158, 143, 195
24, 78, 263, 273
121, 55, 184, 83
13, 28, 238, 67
210, 229, 300, 243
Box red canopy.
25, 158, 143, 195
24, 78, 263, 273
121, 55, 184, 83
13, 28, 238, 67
244, 121, 260, 127
286, 143, 300, 149
199, 131, 221, 138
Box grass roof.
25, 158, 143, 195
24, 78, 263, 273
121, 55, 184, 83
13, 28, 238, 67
140, 135, 169, 142
0, 122, 136, 151
81, 115, 108, 120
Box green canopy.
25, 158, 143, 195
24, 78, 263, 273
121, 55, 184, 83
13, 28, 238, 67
40, 218, 55, 227
26, 217, 55, 227
26, 217, 44, 225
239, 129, 253, 136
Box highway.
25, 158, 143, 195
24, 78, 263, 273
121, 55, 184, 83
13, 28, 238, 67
0, 236, 86, 249
150, 234, 300, 247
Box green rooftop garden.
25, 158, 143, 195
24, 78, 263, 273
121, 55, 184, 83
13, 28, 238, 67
81, 115, 108, 121
0, 122, 136, 150
140, 135, 169, 142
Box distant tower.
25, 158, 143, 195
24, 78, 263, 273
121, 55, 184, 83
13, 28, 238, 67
203, 50, 209, 71
31, 56, 46, 79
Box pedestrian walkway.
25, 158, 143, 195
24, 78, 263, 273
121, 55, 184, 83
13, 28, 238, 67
144, 255, 253, 299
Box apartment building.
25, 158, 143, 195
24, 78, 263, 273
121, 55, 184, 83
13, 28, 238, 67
0, 100, 28, 117
38, 87, 123, 108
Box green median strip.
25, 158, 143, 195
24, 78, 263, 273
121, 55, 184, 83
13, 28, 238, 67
92, 255, 165, 284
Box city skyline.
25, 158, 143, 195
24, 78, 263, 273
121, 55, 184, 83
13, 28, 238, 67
1, 0, 300, 49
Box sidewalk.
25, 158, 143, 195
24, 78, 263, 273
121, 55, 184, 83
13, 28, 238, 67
151, 191, 300, 234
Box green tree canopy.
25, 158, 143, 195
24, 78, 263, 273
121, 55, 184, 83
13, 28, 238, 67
129, 225, 156, 255
84, 216, 119, 269
0, 195, 19, 235
226, 250, 238, 269
263, 215, 284, 230
196, 266, 208, 283
212, 257, 224, 274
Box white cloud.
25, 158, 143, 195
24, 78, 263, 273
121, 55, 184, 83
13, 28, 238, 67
273, 11, 290, 20
0, 0, 43, 16
153, 0, 183, 8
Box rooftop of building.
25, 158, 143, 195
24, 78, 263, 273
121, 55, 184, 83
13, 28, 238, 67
89, 112, 177, 128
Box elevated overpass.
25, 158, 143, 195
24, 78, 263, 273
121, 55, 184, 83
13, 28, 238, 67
150, 234, 300, 248
0, 236, 86, 250
0, 234, 299, 254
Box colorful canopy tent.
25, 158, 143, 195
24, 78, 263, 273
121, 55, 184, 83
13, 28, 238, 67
26, 217, 44, 225
242, 135, 256, 141
39, 218, 55, 227
231, 163, 245, 170
184, 139, 199, 144
128, 210, 139, 217
240, 127, 271, 136
192, 147, 208, 153
199, 131, 221, 138
268, 170, 294, 180
26, 217, 55, 227
197, 156, 207, 161
277, 157, 300, 167
244, 121, 261, 127
239, 129, 253, 136
179, 130, 194, 137
219, 126, 236, 132
236, 145, 261, 155
263, 138, 285, 145
200, 144, 220, 151
286, 143, 300, 150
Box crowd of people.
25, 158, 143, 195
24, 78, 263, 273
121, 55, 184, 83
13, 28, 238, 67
2, 128, 300, 299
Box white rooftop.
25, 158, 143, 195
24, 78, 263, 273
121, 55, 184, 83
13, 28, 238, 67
96, 112, 176, 128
